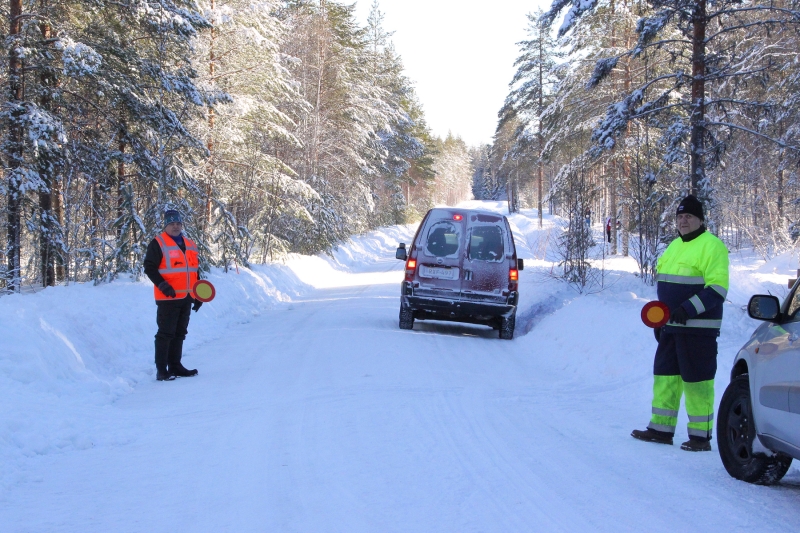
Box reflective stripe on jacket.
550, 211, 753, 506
154, 232, 199, 301
656, 230, 729, 336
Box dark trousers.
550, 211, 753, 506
154, 298, 192, 372
654, 330, 718, 382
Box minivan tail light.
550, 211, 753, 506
405, 258, 417, 282
509, 268, 519, 282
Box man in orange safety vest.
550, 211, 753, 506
143, 209, 202, 381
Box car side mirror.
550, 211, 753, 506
748, 295, 781, 321
396, 243, 407, 261
517, 258, 524, 271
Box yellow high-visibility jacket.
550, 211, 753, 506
656, 228, 729, 336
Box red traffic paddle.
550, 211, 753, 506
192, 279, 216, 303
641, 301, 670, 328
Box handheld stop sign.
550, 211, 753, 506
192, 279, 216, 303
641, 301, 670, 328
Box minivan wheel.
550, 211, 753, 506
717, 374, 793, 485
499, 312, 516, 340
399, 307, 414, 330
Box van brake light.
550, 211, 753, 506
406, 259, 417, 270
453, 214, 463, 221
509, 268, 519, 282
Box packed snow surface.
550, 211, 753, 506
2, 201, 800, 531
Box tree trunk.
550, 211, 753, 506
610, 160, 617, 255
689, 0, 707, 196
53, 172, 64, 281
6, 0, 25, 292
38, 16, 58, 287
204, 0, 216, 240
537, 26, 544, 227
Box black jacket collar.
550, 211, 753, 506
680, 225, 706, 242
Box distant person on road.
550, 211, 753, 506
632, 195, 729, 452
606, 218, 612, 242
143, 209, 202, 381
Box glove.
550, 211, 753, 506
654, 327, 661, 342
670, 306, 689, 325
158, 281, 176, 298
192, 299, 202, 312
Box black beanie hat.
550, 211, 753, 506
676, 195, 704, 220
164, 209, 183, 227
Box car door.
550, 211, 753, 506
753, 287, 800, 447
461, 213, 507, 299
415, 213, 464, 296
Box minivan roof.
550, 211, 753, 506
427, 207, 507, 219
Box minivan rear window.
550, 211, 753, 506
425, 221, 460, 257
469, 226, 504, 262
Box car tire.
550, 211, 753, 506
499, 312, 515, 340
399, 307, 414, 330
717, 374, 793, 485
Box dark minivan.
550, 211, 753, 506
395, 208, 523, 339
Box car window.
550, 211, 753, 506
786, 287, 800, 321
468, 226, 504, 262
424, 221, 460, 258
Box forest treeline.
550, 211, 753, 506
0, 0, 474, 292
475, 0, 800, 285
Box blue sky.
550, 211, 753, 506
354, 0, 551, 147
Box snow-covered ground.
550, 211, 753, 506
2, 201, 800, 532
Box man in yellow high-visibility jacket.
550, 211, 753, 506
632, 195, 729, 452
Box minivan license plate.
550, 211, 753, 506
420, 265, 459, 280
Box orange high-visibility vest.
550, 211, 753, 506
154, 232, 199, 301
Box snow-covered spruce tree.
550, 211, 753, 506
544, 0, 800, 210
57, 1, 219, 282
1, 0, 74, 292
539, 1, 650, 258
470, 144, 498, 201
431, 133, 472, 207
278, 0, 398, 254
498, 9, 561, 225
492, 117, 524, 213
0, 2, 217, 286
550, 149, 602, 292
363, 0, 433, 227
190, 0, 316, 268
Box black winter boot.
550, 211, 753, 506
155, 337, 174, 381
631, 428, 674, 445
171, 364, 198, 378
168, 339, 198, 377
680, 439, 711, 452
157, 369, 175, 381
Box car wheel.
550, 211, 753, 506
717, 374, 793, 485
499, 312, 515, 340
399, 306, 414, 330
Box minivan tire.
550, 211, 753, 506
499, 312, 515, 340
399, 307, 414, 330
717, 374, 793, 485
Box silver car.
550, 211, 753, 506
718, 291, 800, 484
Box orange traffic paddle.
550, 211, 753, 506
193, 279, 216, 303
641, 301, 670, 328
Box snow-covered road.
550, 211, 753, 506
3, 202, 800, 532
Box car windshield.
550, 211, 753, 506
468, 226, 504, 262
425, 221, 460, 258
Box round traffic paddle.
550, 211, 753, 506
641, 301, 670, 328
192, 279, 216, 303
